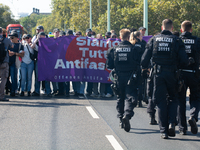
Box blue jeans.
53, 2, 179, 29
44, 81, 51, 94
9, 63, 18, 93
76, 82, 85, 94
52, 82, 58, 92
21, 61, 34, 92
106, 83, 113, 95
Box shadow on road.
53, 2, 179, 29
167, 137, 200, 142
130, 128, 160, 134
0, 100, 83, 108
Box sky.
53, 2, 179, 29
0, 0, 52, 18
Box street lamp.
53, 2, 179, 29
143, 0, 148, 35
107, 0, 110, 31
90, 0, 92, 29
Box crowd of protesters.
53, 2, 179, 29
0, 25, 170, 103
1, 25, 146, 101
1, 19, 199, 139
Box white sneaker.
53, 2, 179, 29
105, 93, 112, 98
41, 90, 45, 94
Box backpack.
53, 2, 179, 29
0, 37, 6, 64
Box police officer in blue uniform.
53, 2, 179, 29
146, 61, 158, 125
106, 29, 140, 132
138, 27, 148, 106
130, 31, 146, 107
178, 20, 200, 135
141, 19, 190, 139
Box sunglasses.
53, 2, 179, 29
10, 37, 15, 39
25, 37, 30, 39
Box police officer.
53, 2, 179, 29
130, 31, 146, 107
177, 20, 200, 135
138, 27, 149, 106
141, 19, 190, 139
146, 33, 161, 125
146, 61, 158, 125
106, 29, 140, 132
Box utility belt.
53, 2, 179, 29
153, 64, 176, 73
181, 69, 195, 73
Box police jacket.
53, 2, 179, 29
179, 32, 200, 71
106, 40, 140, 72
141, 30, 189, 69
141, 39, 147, 50
134, 40, 145, 63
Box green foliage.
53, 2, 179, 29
0, 3, 19, 28
19, 14, 48, 35
28, 0, 200, 37
34, 14, 58, 35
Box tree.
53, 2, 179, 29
34, 14, 58, 35
19, 14, 48, 35
33, 0, 200, 37
0, 3, 19, 28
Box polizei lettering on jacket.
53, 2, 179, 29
116, 47, 131, 52
156, 37, 173, 42
183, 39, 195, 44
183, 39, 194, 53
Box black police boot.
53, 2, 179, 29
168, 123, 176, 137
188, 117, 198, 134
119, 118, 124, 129
122, 116, 131, 132
161, 133, 168, 139
149, 117, 158, 125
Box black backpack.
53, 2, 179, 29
0, 37, 6, 64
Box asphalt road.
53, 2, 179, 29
0, 94, 199, 150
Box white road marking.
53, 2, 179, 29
106, 135, 124, 150
86, 106, 99, 119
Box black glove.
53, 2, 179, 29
188, 57, 195, 65
141, 69, 149, 79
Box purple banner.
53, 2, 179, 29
143, 36, 153, 43
38, 36, 120, 83
38, 36, 152, 83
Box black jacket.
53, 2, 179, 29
106, 40, 140, 72
141, 30, 189, 69
179, 31, 200, 70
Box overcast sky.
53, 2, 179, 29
0, 0, 52, 17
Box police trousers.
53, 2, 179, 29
116, 73, 138, 119
177, 72, 200, 132
147, 77, 156, 117
153, 71, 178, 134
